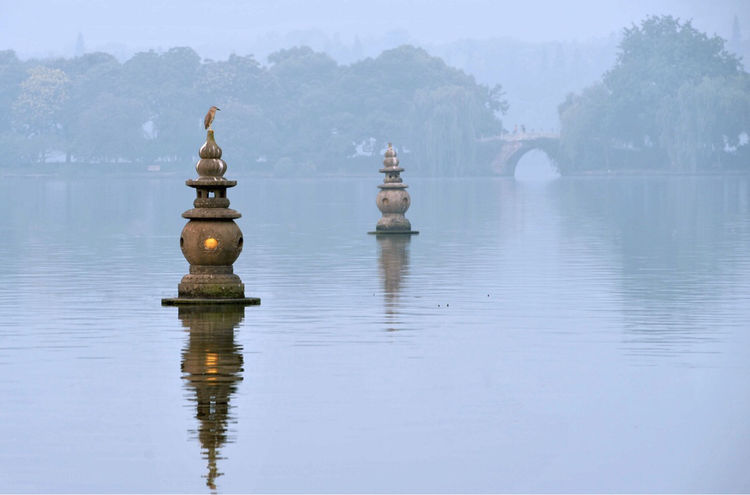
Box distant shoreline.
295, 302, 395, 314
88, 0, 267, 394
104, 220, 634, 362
2, 162, 749, 180
562, 169, 750, 177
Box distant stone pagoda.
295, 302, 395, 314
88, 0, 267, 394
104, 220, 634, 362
369, 143, 418, 235
162, 130, 259, 306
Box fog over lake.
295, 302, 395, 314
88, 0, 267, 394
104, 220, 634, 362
1, 0, 749, 493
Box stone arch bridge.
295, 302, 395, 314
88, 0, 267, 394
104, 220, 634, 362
479, 133, 561, 176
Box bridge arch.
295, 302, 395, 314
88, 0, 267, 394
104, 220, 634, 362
514, 149, 561, 180
489, 134, 562, 177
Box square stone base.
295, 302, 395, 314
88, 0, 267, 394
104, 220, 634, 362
161, 297, 260, 306
368, 230, 420, 235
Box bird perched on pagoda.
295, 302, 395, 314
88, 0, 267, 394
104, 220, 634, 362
204, 106, 221, 130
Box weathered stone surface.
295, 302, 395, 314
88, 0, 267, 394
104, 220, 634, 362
180, 220, 243, 266
178, 272, 245, 299
376, 214, 412, 231
182, 208, 241, 219
376, 187, 410, 215
369, 143, 418, 235
196, 130, 227, 177
162, 297, 259, 306
162, 130, 259, 305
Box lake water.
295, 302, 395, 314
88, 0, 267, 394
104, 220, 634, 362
1, 169, 749, 492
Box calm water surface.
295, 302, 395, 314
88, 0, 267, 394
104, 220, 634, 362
0, 171, 749, 492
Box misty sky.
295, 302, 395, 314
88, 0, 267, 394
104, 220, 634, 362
1, 0, 748, 60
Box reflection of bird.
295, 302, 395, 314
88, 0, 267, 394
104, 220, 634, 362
204, 106, 221, 130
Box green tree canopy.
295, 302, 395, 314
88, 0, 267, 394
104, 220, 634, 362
12, 66, 70, 161
559, 15, 749, 172
0, 44, 506, 175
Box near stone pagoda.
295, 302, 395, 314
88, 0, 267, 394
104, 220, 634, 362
369, 143, 419, 235
162, 130, 259, 305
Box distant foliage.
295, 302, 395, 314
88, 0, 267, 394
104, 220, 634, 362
0, 45, 506, 175
558, 15, 750, 171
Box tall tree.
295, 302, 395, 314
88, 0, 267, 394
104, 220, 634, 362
559, 15, 749, 172
603, 15, 741, 149
12, 66, 70, 161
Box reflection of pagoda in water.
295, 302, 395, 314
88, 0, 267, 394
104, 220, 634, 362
179, 305, 245, 492
377, 235, 411, 326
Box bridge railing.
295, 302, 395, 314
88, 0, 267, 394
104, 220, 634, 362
478, 132, 559, 143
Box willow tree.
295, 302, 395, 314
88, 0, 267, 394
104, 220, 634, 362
12, 66, 70, 162
559, 15, 749, 171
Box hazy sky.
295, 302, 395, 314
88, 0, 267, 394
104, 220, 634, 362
1, 0, 748, 59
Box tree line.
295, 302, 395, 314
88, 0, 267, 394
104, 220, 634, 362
0, 45, 506, 175
558, 15, 750, 172
3, 16, 748, 176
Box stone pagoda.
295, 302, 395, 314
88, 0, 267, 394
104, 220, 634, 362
162, 130, 259, 305
369, 143, 418, 235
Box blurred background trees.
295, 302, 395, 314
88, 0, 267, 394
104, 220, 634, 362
0, 44, 506, 175
1, 15, 747, 175
558, 15, 750, 172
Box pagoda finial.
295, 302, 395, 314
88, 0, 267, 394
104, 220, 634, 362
196, 130, 227, 178
383, 144, 399, 169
